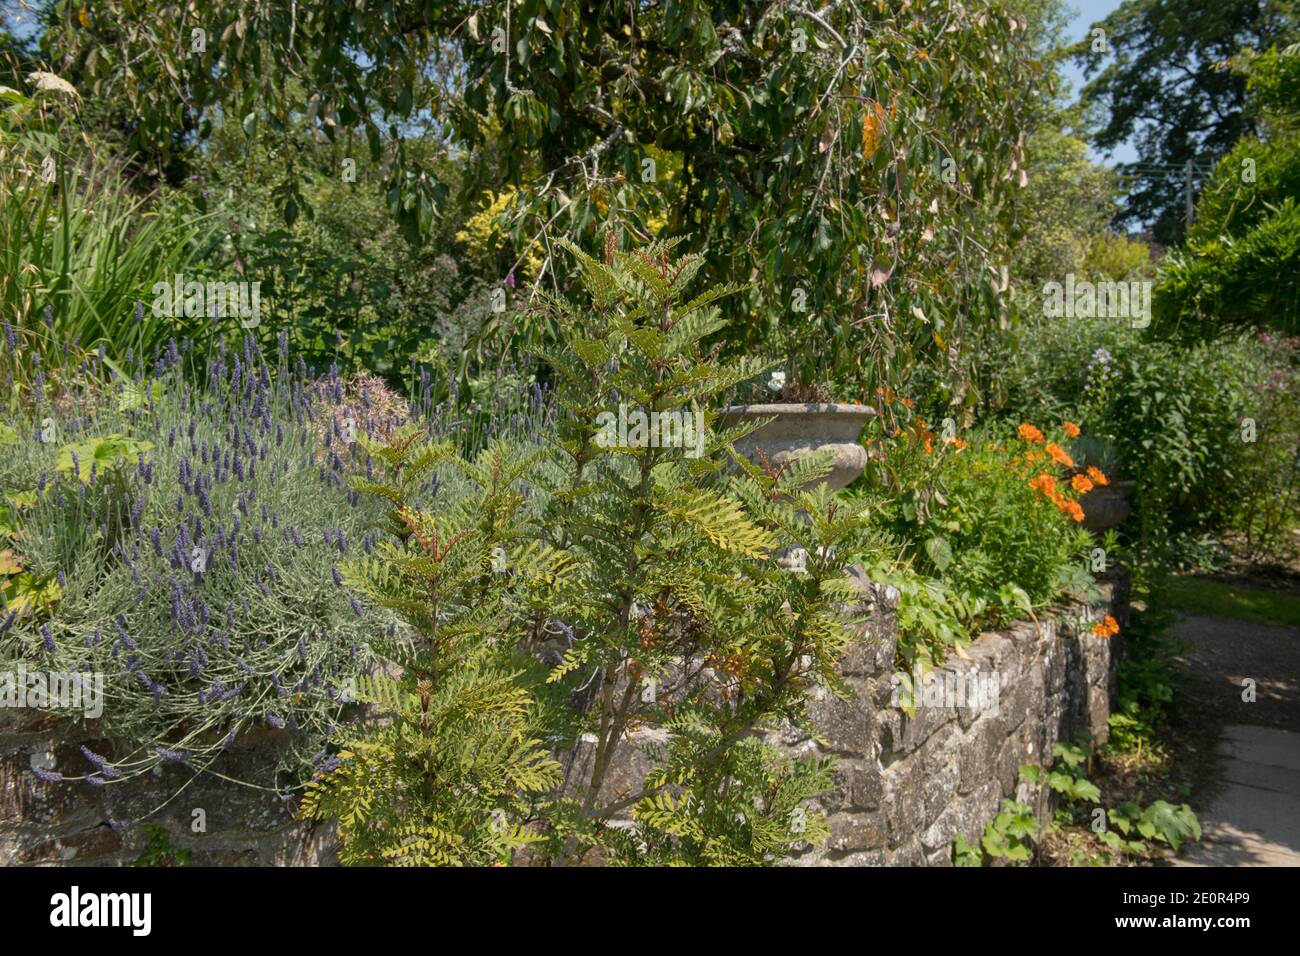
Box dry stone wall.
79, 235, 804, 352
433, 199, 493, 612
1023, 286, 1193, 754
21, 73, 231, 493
779, 571, 1127, 866
0, 714, 335, 866
1, 571, 1126, 867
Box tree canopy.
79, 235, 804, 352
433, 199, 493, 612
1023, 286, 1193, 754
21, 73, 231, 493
45, 0, 1053, 400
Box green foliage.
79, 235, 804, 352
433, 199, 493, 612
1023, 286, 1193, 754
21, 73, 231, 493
186, 112, 480, 382
0, 78, 210, 385
956, 740, 1201, 865
308, 242, 888, 865
532, 239, 884, 865
1045, 743, 1102, 804
867, 562, 975, 684
1244, 43, 1300, 126
0, 338, 388, 790
132, 825, 191, 867
300, 423, 570, 865
979, 798, 1039, 863
1104, 800, 1202, 853
1045, 740, 1200, 858
1083, 232, 1154, 280
978, 317, 1293, 569
1154, 199, 1300, 335
1009, 129, 1122, 290
1188, 137, 1300, 247
1151, 44, 1300, 338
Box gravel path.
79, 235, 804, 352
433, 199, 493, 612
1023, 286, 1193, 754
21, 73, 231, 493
1168, 613, 1300, 866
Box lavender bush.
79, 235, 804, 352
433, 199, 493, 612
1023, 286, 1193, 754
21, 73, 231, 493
0, 331, 418, 799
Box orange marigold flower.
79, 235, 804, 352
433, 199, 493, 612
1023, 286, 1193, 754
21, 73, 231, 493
1086, 466, 1109, 486
1071, 474, 1094, 494
1065, 500, 1085, 522
1018, 422, 1044, 444
1028, 473, 1057, 495
1063, 421, 1081, 438
1046, 442, 1074, 468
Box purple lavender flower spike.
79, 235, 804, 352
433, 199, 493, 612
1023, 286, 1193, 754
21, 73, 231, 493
80, 746, 123, 779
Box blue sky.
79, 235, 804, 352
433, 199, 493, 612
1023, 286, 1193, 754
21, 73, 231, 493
1060, 0, 1138, 165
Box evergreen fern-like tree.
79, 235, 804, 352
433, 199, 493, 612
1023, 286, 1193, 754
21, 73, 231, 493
300, 431, 570, 865
533, 239, 884, 865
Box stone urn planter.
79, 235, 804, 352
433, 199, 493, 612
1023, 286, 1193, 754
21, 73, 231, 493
719, 403, 875, 492
1079, 480, 1136, 532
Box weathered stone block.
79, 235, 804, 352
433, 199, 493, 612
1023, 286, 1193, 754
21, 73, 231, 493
958, 713, 1005, 795
848, 762, 883, 811
808, 685, 873, 754
889, 836, 925, 866
826, 811, 887, 853
920, 760, 960, 830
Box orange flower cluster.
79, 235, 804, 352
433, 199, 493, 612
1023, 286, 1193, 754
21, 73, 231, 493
1029, 472, 1085, 522
874, 386, 913, 409
914, 418, 935, 454
1045, 442, 1074, 468
1015, 422, 1104, 524
1028, 473, 1058, 496
1018, 422, 1044, 444
1092, 614, 1120, 639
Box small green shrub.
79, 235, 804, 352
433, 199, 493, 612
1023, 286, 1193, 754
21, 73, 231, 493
955, 742, 1201, 866
1083, 233, 1153, 280
976, 317, 1293, 570
299, 429, 564, 866
1154, 199, 1300, 336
